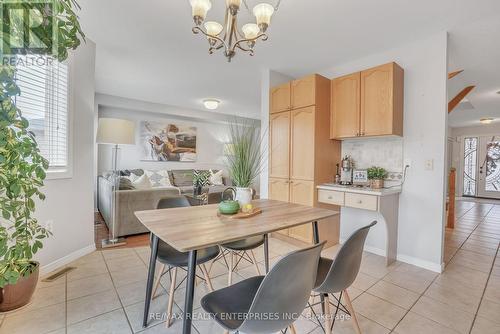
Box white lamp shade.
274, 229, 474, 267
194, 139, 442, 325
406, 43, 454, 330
96, 118, 136, 145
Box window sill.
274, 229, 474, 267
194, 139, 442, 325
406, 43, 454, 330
46, 168, 73, 180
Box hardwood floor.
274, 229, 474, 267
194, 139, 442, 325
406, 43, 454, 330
94, 211, 149, 250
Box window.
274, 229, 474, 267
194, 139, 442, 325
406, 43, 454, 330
463, 137, 478, 196
14, 56, 70, 176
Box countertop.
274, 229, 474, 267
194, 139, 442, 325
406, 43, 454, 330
317, 183, 402, 196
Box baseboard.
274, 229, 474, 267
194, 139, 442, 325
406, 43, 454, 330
40, 244, 96, 276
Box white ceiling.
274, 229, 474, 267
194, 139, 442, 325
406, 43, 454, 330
448, 16, 500, 128
78, 0, 500, 120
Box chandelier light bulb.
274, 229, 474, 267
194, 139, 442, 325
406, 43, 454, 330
226, 0, 242, 10
204, 21, 223, 37
253, 3, 274, 31
190, 0, 212, 25
242, 23, 260, 39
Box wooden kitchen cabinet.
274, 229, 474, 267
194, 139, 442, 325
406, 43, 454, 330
269, 177, 290, 236
269, 111, 290, 178
330, 62, 404, 139
288, 180, 315, 242
291, 75, 316, 109
270, 82, 291, 113
290, 106, 315, 181
330, 72, 361, 139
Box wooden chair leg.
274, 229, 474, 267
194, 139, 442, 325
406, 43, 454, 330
166, 267, 178, 328
152, 263, 166, 299
200, 264, 214, 291
343, 289, 361, 334
250, 249, 261, 275
228, 250, 234, 286
323, 294, 332, 334
289, 323, 297, 334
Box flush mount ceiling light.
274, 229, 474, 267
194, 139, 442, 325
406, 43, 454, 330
203, 99, 220, 110
189, 0, 280, 62
480, 117, 494, 124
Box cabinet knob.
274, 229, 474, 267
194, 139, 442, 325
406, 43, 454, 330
328, 196, 333, 199
357, 200, 363, 204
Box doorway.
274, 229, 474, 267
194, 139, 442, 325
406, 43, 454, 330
463, 135, 500, 199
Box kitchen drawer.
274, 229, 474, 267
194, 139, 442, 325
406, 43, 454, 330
345, 193, 378, 211
318, 189, 344, 206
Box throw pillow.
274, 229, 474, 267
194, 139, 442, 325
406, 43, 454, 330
193, 170, 211, 186
145, 170, 173, 187
170, 169, 194, 187
209, 169, 224, 186
131, 174, 152, 189
119, 177, 135, 190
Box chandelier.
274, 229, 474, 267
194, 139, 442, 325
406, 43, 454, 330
189, 0, 280, 62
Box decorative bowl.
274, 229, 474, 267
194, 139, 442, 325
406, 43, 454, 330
218, 200, 240, 215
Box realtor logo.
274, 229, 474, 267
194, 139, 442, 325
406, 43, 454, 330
1, 0, 56, 56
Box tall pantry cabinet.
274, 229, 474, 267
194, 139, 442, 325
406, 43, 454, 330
269, 74, 341, 245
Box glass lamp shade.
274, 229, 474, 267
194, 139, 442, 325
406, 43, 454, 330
226, 0, 241, 9
253, 3, 274, 30
190, 0, 212, 22
204, 21, 223, 37
242, 23, 260, 39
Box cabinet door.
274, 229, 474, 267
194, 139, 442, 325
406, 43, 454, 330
290, 107, 315, 181
269, 178, 290, 236
291, 75, 316, 109
360, 63, 394, 136
270, 82, 291, 113
269, 111, 290, 179
331, 72, 360, 139
289, 179, 314, 243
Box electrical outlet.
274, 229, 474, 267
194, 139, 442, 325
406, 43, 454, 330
425, 159, 434, 171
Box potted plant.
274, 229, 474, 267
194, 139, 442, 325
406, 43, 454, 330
367, 166, 388, 189
0, 0, 84, 312
225, 122, 265, 207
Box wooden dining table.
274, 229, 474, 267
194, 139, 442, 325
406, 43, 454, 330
135, 199, 339, 334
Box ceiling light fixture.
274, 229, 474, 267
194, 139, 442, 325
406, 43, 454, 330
203, 99, 220, 110
480, 117, 494, 124
189, 0, 280, 62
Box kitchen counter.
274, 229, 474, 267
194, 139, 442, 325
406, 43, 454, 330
317, 183, 402, 196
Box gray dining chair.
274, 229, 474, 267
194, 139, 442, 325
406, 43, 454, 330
312, 221, 377, 334
201, 241, 326, 334
151, 196, 220, 328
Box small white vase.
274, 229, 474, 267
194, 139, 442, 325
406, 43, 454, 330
235, 187, 253, 207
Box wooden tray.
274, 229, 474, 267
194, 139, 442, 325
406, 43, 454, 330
217, 208, 263, 219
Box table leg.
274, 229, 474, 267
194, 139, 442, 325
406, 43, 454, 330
312, 221, 320, 244
142, 234, 159, 327
264, 234, 269, 273
182, 250, 198, 334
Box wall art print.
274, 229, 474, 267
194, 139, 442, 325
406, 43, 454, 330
141, 121, 197, 162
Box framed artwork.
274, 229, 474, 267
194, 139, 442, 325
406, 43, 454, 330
140, 121, 197, 162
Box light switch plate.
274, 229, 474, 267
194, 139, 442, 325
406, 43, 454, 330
425, 159, 434, 170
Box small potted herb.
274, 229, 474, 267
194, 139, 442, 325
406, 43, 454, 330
367, 166, 388, 189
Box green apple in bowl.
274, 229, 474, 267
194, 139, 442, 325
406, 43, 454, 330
218, 200, 240, 215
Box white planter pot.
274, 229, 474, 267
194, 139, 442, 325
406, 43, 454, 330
235, 187, 253, 207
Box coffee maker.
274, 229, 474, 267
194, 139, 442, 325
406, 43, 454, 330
340, 155, 354, 185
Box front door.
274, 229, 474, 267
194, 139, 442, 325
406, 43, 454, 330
477, 136, 500, 199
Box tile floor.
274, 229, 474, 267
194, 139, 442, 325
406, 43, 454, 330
1, 201, 499, 334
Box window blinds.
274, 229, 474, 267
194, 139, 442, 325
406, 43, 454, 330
14, 57, 69, 168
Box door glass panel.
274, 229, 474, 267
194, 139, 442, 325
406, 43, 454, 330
485, 140, 500, 192
463, 137, 477, 196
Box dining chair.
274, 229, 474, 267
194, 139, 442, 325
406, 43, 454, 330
201, 241, 326, 334
312, 221, 377, 334
151, 196, 221, 328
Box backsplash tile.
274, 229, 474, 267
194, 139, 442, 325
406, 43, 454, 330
341, 137, 404, 173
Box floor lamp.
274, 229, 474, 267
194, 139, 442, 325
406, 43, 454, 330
96, 118, 136, 248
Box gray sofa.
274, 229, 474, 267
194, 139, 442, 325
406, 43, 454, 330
97, 169, 230, 237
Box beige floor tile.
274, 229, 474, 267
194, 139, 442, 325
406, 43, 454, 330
351, 293, 406, 329
484, 275, 500, 302
449, 249, 494, 273
109, 263, 148, 287
1, 302, 65, 334
471, 316, 500, 334
67, 309, 132, 334
411, 295, 474, 333
332, 312, 390, 334
367, 280, 420, 309
463, 236, 499, 249
360, 254, 400, 279
66, 260, 109, 281
102, 248, 137, 260
69, 251, 104, 265
105, 253, 144, 272
67, 272, 114, 300
351, 272, 379, 291
460, 243, 498, 256
443, 246, 458, 263
382, 264, 436, 294
322, 244, 341, 259
21, 283, 66, 313
67, 289, 121, 325
36, 275, 66, 289
124, 293, 181, 332
394, 312, 458, 334
435, 262, 489, 292
477, 298, 500, 325
116, 279, 166, 307
491, 263, 500, 277
139, 319, 184, 333
424, 281, 482, 314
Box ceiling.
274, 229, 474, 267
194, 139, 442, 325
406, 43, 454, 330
78, 0, 500, 120
448, 16, 500, 128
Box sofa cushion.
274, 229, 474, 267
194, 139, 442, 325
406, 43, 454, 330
170, 169, 194, 187
119, 177, 135, 190
145, 170, 173, 187
119, 169, 144, 177
209, 169, 224, 186
130, 173, 152, 189
194, 170, 211, 186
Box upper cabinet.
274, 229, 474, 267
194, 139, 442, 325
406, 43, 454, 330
270, 82, 291, 113
291, 75, 316, 109
330, 62, 404, 139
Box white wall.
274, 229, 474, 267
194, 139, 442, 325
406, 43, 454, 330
35, 40, 97, 274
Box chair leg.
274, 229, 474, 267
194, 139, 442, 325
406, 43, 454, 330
250, 249, 261, 275
228, 250, 234, 286
165, 267, 178, 328
289, 324, 297, 334
200, 264, 214, 292
323, 294, 332, 334
152, 263, 166, 299
343, 289, 361, 334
